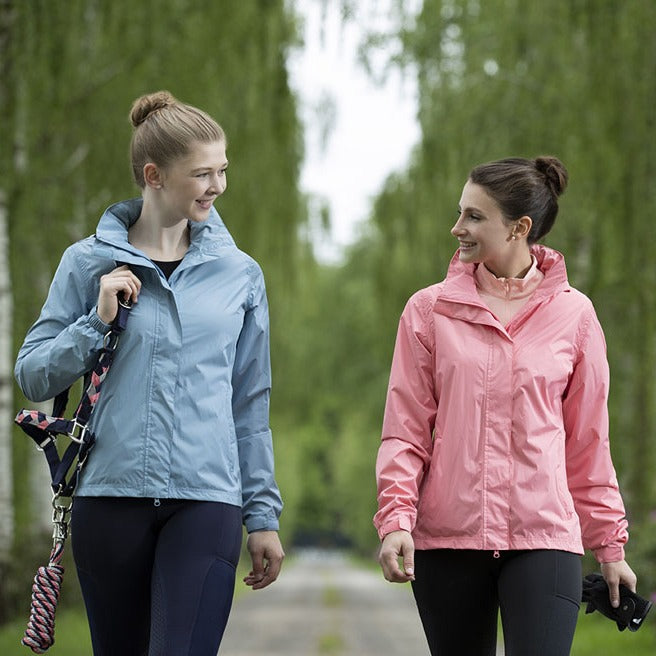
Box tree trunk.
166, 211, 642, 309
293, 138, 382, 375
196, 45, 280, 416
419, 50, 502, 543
0, 189, 14, 559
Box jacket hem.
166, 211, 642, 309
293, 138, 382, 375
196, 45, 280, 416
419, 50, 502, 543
74, 486, 243, 507
412, 536, 585, 555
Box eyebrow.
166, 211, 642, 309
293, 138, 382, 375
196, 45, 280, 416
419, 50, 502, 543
191, 161, 229, 173
458, 204, 484, 214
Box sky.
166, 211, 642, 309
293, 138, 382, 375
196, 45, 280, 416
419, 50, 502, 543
288, 0, 421, 262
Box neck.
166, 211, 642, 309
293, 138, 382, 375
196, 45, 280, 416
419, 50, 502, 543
484, 250, 533, 279
129, 198, 190, 261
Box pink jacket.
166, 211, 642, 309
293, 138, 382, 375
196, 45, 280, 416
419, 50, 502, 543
374, 245, 628, 563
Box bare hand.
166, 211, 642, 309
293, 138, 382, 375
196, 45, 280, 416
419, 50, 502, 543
378, 530, 415, 583
97, 265, 141, 324
244, 531, 285, 590
600, 559, 637, 608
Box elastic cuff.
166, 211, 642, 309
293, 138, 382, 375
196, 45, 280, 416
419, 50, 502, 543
377, 515, 414, 541
88, 308, 112, 335
594, 545, 626, 563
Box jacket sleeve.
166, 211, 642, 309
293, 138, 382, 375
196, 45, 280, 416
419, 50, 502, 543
563, 304, 628, 563
374, 292, 436, 540
15, 244, 111, 402
232, 264, 282, 533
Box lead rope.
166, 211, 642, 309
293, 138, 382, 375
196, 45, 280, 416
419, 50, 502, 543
21, 500, 71, 653
15, 295, 132, 653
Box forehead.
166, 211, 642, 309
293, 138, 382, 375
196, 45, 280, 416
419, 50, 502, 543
176, 140, 227, 169
459, 180, 501, 213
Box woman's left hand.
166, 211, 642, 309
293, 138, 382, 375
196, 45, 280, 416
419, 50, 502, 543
244, 531, 285, 590
600, 559, 637, 608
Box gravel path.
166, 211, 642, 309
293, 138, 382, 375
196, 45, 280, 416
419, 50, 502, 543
221, 549, 506, 655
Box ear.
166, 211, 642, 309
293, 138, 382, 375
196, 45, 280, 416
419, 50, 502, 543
513, 215, 533, 240
143, 162, 163, 189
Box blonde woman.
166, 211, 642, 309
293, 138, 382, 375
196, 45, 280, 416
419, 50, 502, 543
16, 91, 284, 655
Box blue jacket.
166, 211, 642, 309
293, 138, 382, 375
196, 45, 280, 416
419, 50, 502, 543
15, 199, 282, 532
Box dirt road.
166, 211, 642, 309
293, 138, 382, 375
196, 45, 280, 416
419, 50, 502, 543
219, 549, 429, 655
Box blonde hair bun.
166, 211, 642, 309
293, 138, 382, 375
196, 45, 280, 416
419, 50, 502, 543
130, 91, 177, 128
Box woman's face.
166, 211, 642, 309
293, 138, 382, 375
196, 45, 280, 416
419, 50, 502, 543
157, 140, 228, 223
452, 180, 516, 274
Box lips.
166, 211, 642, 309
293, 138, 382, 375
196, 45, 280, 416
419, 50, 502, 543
196, 199, 214, 210
458, 241, 476, 249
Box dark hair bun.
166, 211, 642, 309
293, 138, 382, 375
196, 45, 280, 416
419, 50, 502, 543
130, 91, 177, 127
535, 156, 568, 197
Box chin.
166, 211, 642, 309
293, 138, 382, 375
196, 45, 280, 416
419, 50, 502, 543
458, 249, 478, 263
189, 209, 211, 222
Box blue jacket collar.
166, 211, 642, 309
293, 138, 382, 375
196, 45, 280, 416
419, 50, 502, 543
95, 198, 237, 260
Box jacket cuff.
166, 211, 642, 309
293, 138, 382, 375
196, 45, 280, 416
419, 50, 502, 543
377, 515, 414, 541
594, 544, 626, 563
89, 308, 113, 335
245, 512, 280, 533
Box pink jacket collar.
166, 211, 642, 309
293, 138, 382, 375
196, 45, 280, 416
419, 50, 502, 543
441, 245, 570, 304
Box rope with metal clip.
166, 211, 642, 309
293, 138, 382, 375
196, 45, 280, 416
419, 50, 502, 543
21, 495, 72, 653
15, 289, 132, 652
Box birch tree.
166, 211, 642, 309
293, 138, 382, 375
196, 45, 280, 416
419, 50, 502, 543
0, 191, 13, 561
0, 0, 15, 566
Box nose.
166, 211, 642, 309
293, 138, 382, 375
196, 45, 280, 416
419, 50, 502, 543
209, 172, 227, 196
451, 213, 465, 237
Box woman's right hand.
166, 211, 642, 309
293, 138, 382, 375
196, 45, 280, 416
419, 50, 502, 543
600, 559, 637, 608
378, 529, 415, 583
97, 265, 141, 324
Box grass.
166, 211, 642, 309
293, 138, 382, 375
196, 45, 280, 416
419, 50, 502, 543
317, 632, 345, 654
571, 611, 656, 655
321, 585, 343, 608
0, 606, 92, 655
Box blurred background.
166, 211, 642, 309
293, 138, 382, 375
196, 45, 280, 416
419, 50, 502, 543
1, 0, 655, 651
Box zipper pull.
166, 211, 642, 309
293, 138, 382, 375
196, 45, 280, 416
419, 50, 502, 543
493, 550, 500, 559
154, 498, 161, 507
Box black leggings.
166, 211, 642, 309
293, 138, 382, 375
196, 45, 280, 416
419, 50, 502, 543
71, 497, 242, 656
412, 549, 582, 656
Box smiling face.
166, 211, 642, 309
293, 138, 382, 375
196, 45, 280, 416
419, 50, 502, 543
153, 140, 228, 223
452, 180, 523, 277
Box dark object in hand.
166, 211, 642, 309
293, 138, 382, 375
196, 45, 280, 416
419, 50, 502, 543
582, 573, 652, 632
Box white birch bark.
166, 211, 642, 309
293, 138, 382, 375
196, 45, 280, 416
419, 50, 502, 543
0, 189, 14, 558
